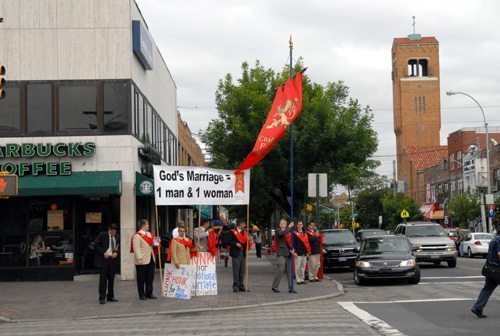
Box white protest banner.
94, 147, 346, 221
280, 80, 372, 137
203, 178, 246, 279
162, 263, 196, 299
191, 252, 217, 296
153, 166, 250, 205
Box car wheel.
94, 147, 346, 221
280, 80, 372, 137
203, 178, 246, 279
447, 260, 457, 268
408, 266, 421, 285
467, 248, 473, 258
433, 261, 441, 266
354, 270, 366, 286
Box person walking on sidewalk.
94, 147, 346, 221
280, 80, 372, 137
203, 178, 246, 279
94, 223, 120, 304
132, 219, 160, 300
293, 220, 311, 285
471, 228, 500, 318
253, 226, 262, 258
307, 222, 321, 282
272, 219, 296, 293
229, 219, 252, 293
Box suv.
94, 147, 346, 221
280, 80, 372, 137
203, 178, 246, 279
322, 229, 359, 268
394, 222, 457, 268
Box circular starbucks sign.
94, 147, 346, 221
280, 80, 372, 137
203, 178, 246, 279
139, 180, 154, 195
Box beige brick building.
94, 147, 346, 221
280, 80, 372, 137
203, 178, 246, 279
177, 113, 205, 167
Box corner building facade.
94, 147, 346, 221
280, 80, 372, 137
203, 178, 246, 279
0, 0, 178, 281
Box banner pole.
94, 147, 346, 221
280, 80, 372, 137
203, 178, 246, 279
245, 203, 250, 292
289, 35, 295, 293
195, 205, 202, 296
155, 206, 163, 296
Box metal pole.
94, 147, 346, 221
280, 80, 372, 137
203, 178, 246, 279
393, 160, 397, 196
245, 204, 250, 292
194, 205, 201, 296
154, 206, 163, 296
289, 35, 295, 293
315, 174, 320, 229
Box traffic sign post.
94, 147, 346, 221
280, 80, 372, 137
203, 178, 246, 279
401, 209, 409, 224
0, 172, 18, 197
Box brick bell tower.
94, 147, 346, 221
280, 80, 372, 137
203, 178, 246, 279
392, 29, 442, 195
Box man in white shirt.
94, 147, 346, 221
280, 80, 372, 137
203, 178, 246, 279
172, 220, 186, 238
94, 223, 120, 304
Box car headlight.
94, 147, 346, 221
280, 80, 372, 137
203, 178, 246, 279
322, 248, 328, 254
355, 261, 371, 268
399, 259, 416, 267
446, 243, 456, 251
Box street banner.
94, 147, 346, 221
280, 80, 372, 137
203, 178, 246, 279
236, 72, 304, 172
153, 166, 250, 205
162, 263, 196, 299
191, 252, 218, 296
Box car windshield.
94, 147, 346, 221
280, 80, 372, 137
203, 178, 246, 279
362, 237, 411, 253
474, 234, 494, 240
361, 230, 387, 238
323, 231, 356, 245
406, 225, 446, 237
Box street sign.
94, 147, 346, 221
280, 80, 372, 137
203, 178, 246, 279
308, 173, 328, 198
400, 209, 409, 219
488, 204, 495, 218
378, 216, 383, 228
320, 209, 335, 215
485, 194, 494, 205
0, 173, 18, 196
331, 192, 349, 207
444, 216, 449, 225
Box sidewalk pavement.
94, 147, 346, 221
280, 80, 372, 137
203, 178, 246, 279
0, 252, 343, 322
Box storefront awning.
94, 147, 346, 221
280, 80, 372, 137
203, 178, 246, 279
431, 210, 444, 220
18, 171, 122, 196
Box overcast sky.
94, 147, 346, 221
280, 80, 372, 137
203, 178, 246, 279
136, 0, 500, 179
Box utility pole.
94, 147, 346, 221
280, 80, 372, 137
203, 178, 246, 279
393, 160, 397, 196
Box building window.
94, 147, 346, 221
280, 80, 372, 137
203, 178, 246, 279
27, 84, 53, 136
408, 59, 428, 77
103, 82, 128, 134
0, 86, 22, 133
450, 153, 455, 169
58, 85, 98, 132
457, 151, 462, 168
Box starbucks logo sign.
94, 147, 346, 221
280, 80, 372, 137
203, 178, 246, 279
139, 180, 154, 195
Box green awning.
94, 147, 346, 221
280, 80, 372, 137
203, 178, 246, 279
18, 171, 122, 196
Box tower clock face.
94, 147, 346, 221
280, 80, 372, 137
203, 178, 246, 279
139, 180, 154, 195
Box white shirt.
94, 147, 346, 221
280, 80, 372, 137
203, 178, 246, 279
106, 235, 116, 255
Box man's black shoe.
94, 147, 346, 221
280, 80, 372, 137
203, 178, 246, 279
289, 290, 297, 294
107, 298, 119, 302
272, 288, 280, 293
99, 299, 105, 304
146, 295, 158, 299
471, 308, 487, 318
139, 296, 147, 300
233, 288, 239, 293
239, 288, 249, 292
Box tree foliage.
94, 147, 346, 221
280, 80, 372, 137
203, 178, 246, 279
201, 61, 378, 225
381, 192, 422, 231
448, 192, 480, 228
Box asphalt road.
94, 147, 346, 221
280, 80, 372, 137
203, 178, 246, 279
331, 256, 500, 336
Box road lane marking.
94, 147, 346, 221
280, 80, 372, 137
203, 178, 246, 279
349, 298, 473, 304
338, 301, 406, 336
418, 281, 484, 285
421, 276, 483, 279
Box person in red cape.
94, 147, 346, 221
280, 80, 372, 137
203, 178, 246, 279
228, 219, 253, 293
293, 220, 311, 285
167, 226, 197, 268
131, 219, 160, 300
272, 219, 296, 293
306, 221, 321, 282
207, 228, 218, 257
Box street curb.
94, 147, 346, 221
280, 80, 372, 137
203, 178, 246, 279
1, 279, 345, 323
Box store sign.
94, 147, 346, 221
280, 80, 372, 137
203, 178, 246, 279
0, 142, 95, 176
132, 20, 153, 70
153, 166, 250, 205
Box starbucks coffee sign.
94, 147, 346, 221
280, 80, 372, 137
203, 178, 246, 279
0, 142, 96, 176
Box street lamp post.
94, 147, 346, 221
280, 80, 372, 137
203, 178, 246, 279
446, 91, 492, 232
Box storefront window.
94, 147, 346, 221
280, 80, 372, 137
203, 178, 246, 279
0, 86, 21, 133
0, 199, 27, 268
27, 83, 52, 136
59, 85, 97, 132
104, 82, 129, 134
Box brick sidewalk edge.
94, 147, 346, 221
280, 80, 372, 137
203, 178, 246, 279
1, 278, 345, 323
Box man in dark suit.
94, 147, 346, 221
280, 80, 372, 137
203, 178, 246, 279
228, 219, 251, 293
94, 223, 120, 304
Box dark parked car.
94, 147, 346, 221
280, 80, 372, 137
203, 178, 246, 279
354, 235, 420, 285
322, 229, 359, 269
356, 229, 388, 242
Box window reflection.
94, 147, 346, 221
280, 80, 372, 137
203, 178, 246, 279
59, 86, 97, 132
104, 82, 128, 133
0, 86, 21, 132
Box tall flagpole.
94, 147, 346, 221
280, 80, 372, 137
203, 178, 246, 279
289, 35, 295, 293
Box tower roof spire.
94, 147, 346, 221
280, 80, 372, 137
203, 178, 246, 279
408, 16, 421, 40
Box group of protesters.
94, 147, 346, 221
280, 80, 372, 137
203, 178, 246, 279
94, 217, 322, 304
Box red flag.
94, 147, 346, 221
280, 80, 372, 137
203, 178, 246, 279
236, 72, 304, 172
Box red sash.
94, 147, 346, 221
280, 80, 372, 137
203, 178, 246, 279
294, 231, 311, 254
208, 231, 218, 256
129, 231, 160, 255
231, 229, 253, 251
167, 237, 196, 262
272, 233, 292, 251
306, 230, 319, 238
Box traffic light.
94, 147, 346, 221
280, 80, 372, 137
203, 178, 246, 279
306, 204, 313, 212
0, 65, 5, 99
0, 173, 18, 196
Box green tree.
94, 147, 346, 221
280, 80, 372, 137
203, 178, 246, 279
201, 61, 379, 225
448, 192, 480, 228
356, 187, 390, 228
381, 192, 422, 231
